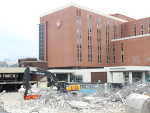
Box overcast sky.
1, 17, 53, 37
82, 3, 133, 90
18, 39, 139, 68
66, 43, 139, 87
0, 0, 150, 62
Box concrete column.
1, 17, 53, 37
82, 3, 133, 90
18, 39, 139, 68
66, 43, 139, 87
15, 74, 17, 81
123, 72, 126, 83
142, 72, 145, 84
15, 74, 17, 91
104, 83, 108, 92
1, 74, 3, 81
68, 73, 70, 82
129, 72, 132, 84
107, 71, 113, 83
18, 85, 25, 107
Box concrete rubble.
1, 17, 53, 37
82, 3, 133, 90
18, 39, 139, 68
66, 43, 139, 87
0, 81, 150, 113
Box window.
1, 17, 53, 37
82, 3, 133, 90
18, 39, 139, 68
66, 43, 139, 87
70, 75, 82, 82
141, 21, 143, 35
87, 14, 92, 62
106, 20, 110, 63
121, 43, 124, 63
77, 10, 82, 62
39, 23, 44, 61
148, 20, 150, 34
134, 23, 136, 36
121, 24, 124, 38
97, 17, 101, 63
114, 22, 117, 39
113, 44, 115, 63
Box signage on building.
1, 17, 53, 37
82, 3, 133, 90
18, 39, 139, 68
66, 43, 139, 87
110, 68, 126, 70
56, 20, 62, 28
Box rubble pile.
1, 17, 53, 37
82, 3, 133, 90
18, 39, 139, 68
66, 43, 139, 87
94, 80, 150, 102
0, 81, 149, 113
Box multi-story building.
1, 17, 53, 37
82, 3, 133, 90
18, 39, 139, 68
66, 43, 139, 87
39, 3, 150, 83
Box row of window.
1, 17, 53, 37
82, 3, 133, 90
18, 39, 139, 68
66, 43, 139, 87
39, 23, 45, 61
97, 17, 102, 63
149, 20, 150, 33
77, 10, 82, 62
121, 24, 124, 38
121, 43, 124, 63
113, 22, 117, 39
113, 43, 123, 64
70, 75, 82, 82
86, 15, 125, 63
106, 20, 110, 64
87, 14, 92, 63
134, 20, 150, 36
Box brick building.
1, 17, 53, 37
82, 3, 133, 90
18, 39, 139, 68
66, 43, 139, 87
39, 3, 150, 83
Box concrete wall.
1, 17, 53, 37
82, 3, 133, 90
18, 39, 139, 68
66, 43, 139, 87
112, 72, 125, 83
0, 67, 37, 73
49, 68, 107, 82
73, 70, 91, 82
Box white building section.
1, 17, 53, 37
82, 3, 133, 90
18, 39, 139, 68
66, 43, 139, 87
49, 69, 107, 82
49, 66, 150, 84
112, 72, 125, 83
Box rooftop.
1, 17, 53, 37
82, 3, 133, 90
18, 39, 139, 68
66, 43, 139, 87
40, 3, 127, 22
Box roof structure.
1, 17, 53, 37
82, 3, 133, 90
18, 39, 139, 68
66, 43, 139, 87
40, 3, 127, 22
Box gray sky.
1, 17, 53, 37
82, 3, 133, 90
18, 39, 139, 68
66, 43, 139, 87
0, 0, 150, 62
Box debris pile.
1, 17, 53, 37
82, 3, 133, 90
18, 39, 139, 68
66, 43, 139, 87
0, 81, 150, 113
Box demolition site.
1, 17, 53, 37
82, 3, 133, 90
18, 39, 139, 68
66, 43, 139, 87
1, 2, 150, 113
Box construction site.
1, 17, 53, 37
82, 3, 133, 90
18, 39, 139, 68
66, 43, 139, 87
1, 1, 150, 113
0, 59, 150, 113
0, 79, 150, 113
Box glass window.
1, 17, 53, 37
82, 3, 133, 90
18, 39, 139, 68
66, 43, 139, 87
121, 43, 123, 51
141, 22, 143, 35
134, 23, 136, 36
114, 23, 117, 39
113, 44, 115, 63
39, 23, 44, 61
121, 24, 124, 38
88, 14, 92, 62
106, 20, 110, 63
149, 20, 150, 34
77, 14, 82, 62
70, 75, 82, 82
121, 43, 124, 63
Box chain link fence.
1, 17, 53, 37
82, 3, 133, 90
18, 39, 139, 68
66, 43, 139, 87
78, 83, 112, 94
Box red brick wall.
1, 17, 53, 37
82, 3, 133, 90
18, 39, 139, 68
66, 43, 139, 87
40, 6, 150, 68
40, 7, 74, 68
124, 17, 150, 37
111, 36, 150, 66
110, 13, 135, 22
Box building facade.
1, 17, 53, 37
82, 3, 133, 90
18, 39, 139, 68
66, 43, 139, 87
39, 3, 150, 83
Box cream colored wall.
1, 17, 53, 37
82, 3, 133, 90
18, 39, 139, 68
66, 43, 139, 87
112, 72, 125, 83
0, 67, 37, 73
73, 71, 91, 82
